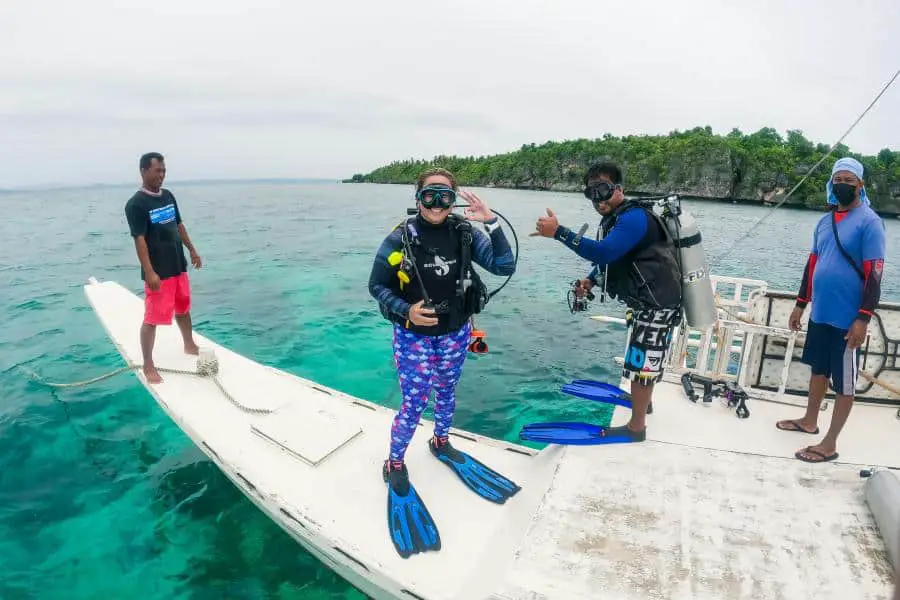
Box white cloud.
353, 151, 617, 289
2, 0, 898, 187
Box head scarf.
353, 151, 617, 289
826, 156, 869, 206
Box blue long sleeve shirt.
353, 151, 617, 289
553, 209, 649, 280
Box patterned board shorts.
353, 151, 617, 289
622, 306, 682, 385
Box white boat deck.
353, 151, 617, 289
608, 370, 900, 469
492, 375, 899, 600
83, 277, 899, 600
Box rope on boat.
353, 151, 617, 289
22, 364, 144, 388
858, 371, 900, 400
21, 357, 275, 416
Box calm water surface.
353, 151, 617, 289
1, 182, 897, 599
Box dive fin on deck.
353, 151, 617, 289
562, 380, 632, 408
519, 422, 645, 446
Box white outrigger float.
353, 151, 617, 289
83, 273, 899, 600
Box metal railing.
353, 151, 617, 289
659, 275, 808, 405
602, 274, 899, 409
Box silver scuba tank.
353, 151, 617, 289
660, 202, 718, 329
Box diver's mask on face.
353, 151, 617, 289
583, 181, 617, 204
417, 185, 456, 209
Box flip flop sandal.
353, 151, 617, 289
776, 419, 819, 434
795, 447, 839, 463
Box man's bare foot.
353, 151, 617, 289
184, 342, 200, 355
143, 365, 163, 384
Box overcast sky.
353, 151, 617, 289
2, 0, 898, 188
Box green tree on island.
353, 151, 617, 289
347, 127, 900, 215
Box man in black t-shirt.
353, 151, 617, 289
124, 152, 203, 384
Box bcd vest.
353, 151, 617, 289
600, 201, 682, 310
381, 214, 489, 335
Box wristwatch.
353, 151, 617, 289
484, 218, 501, 233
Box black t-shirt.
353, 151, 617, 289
124, 189, 188, 280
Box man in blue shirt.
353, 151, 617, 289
532, 162, 682, 442
777, 157, 886, 463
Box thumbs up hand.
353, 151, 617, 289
530, 208, 560, 238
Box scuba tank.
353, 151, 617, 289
657, 196, 718, 329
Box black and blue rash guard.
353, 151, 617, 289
554, 203, 682, 309
553, 208, 652, 281
368, 215, 515, 335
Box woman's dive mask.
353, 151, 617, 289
416, 185, 457, 209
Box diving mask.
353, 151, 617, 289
583, 181, 617, 203
417, 185, 457, 209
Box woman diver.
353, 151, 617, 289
367, 167, 518, 558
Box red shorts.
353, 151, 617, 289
144, 272, 191, 326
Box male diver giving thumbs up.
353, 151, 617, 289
531, 161, 683, 443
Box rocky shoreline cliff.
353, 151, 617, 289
346, 127, 900, 217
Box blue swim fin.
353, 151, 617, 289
519, 422, 646, 446
383, 462, 441, 558
561, 380, 633, 408
429, 439, 521, 504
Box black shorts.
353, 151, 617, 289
801, 320, 859, 396
622, 306, 682, 385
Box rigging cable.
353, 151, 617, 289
710, 67, 900, 271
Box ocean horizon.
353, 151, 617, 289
0, 177, 342, 194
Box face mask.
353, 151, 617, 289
832, 182, 857, 206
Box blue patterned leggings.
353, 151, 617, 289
388, 321, 471, 462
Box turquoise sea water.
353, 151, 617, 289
1, 182, 898, 599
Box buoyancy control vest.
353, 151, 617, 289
600, 201, 683, 310
382, 213, 489, 335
